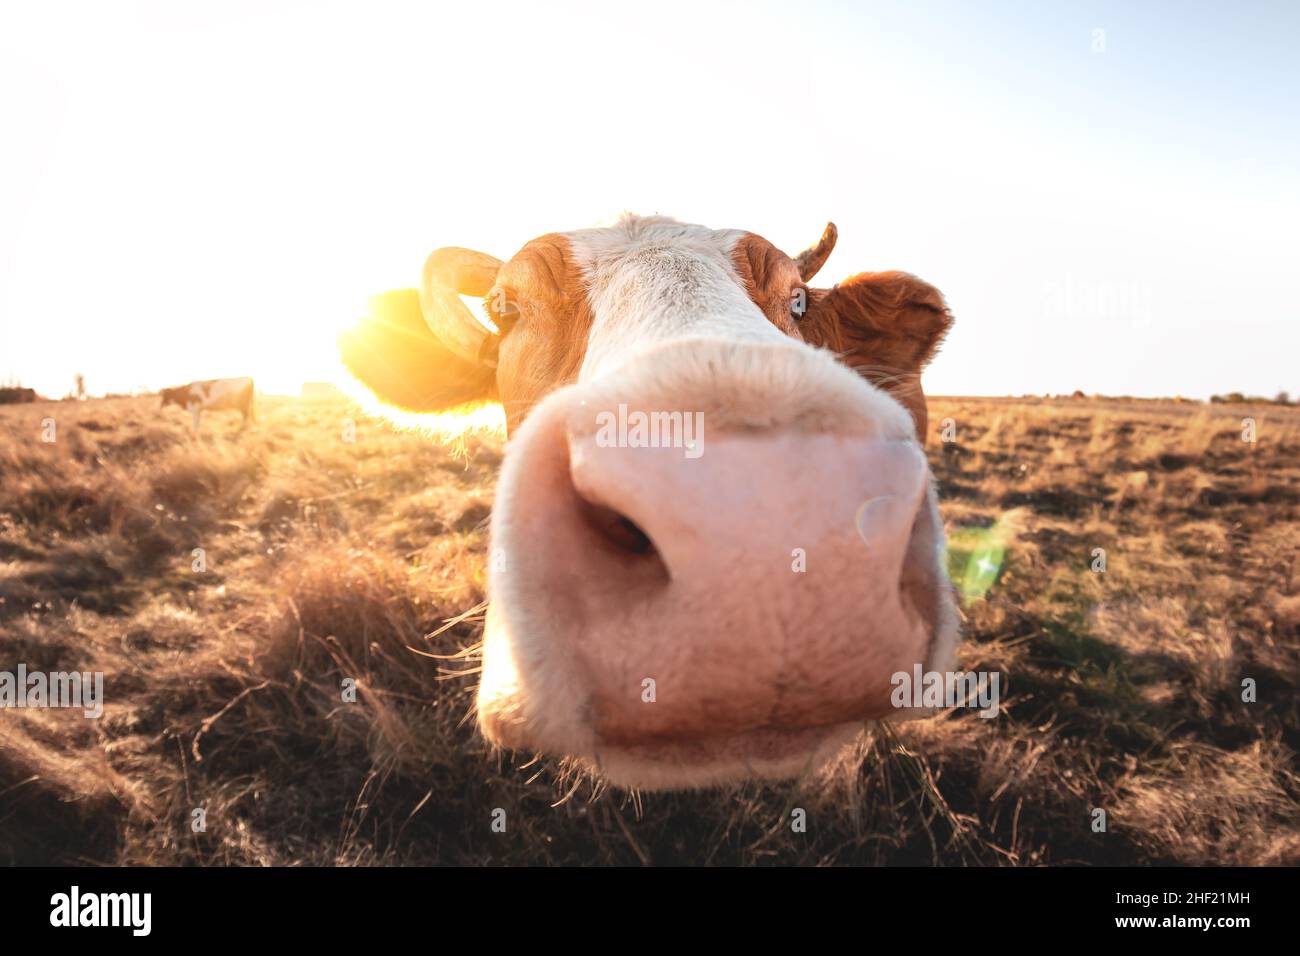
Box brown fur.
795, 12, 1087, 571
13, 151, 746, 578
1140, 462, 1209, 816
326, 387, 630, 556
797, 272, 954, 442
730, 235, 952, 442
490, 235, 595, 433
729, 233, 805, 337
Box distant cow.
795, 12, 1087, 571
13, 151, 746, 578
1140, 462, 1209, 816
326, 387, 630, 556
160, 377, 255, 432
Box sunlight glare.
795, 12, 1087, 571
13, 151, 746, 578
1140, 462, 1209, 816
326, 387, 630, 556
330, 368, 506, 443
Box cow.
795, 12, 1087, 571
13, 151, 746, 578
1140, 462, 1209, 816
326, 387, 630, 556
159, 377, 255, 433
339, 216, 958, 790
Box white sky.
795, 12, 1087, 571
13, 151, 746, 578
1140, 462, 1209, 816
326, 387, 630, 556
1, 0, 1296, 398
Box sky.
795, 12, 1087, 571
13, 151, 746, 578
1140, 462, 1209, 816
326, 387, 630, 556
1, 0, 1296, 399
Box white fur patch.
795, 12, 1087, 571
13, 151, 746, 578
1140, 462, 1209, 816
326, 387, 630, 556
564, 216, 789, 382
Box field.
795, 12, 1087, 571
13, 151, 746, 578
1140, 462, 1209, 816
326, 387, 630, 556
1, 392, 1298, 866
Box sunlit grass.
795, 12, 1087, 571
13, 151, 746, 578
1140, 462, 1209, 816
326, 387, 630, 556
2, 392, 1298, 865
330, 369, 506, 442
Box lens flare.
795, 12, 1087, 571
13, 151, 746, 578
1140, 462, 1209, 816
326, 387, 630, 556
854, 495, 895, 544
947, 519, 1009, 605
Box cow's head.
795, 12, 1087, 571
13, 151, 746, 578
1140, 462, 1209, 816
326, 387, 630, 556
340, 216, 957, 789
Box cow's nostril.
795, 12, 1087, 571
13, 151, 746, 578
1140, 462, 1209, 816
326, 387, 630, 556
616, 515, 653, 553
577, 498, 656, 555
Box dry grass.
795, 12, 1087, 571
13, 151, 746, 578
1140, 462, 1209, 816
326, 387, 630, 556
1, 393, 1297, 865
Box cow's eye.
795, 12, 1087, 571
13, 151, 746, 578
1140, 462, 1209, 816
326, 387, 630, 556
488, 292, 521, 333
789, 286, 809, 321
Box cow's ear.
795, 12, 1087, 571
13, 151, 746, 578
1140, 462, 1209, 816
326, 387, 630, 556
338, 288, 497, 412
798, 271, 953, 442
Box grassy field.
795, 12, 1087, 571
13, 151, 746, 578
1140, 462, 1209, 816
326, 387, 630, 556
1, 392, 1297, 865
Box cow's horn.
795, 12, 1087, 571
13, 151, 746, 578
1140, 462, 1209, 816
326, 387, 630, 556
419, 247, 503, 366
794, 222, 838, 282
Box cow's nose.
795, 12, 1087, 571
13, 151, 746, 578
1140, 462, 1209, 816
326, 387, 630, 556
566, 428, 926, 594
563, 427, 929, 739
478, 387, 937, 755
